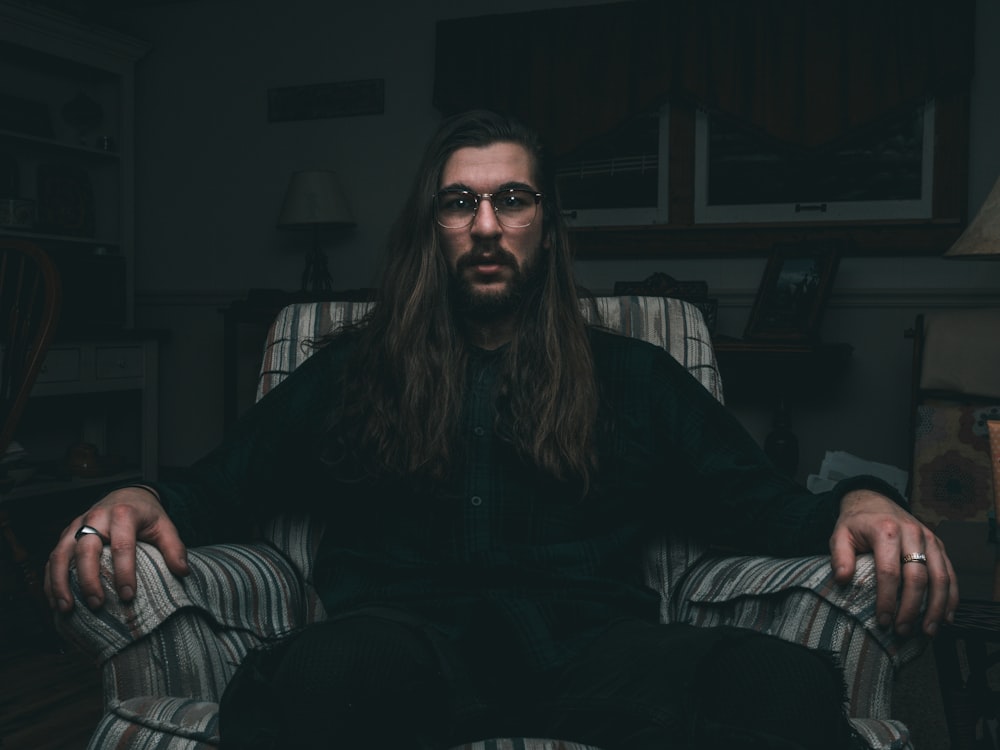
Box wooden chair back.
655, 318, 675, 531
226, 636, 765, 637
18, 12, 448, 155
0, 239, 61, 455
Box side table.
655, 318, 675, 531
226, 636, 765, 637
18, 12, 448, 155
711, 337, 853, 475
933, 520, 1000, 750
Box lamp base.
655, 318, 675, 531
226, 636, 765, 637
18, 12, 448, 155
301, 232, 334, 294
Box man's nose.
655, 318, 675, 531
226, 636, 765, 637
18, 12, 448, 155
470, 197, 502, 236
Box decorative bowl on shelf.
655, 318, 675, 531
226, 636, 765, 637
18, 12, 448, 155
65, 442, 104, 478
0, 198, 36, 229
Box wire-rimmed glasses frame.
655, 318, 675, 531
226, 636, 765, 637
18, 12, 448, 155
434, 188, 544, 229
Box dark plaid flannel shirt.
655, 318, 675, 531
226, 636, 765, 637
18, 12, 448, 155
153, 327, 902, 674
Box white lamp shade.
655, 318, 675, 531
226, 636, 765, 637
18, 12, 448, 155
944, 174, 1000, 259
278, 171, 355, 227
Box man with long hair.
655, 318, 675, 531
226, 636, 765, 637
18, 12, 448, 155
47, 110, 956, 749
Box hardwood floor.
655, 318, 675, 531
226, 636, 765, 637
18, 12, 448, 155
0, 488, 129, 749
0, 627, 102, 750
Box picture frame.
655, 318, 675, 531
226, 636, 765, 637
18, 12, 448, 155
743, 241, 843, 342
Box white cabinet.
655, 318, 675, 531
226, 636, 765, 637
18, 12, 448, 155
0, 0, 149, 333
0, 3, 157, 503
8, 335, 160, 501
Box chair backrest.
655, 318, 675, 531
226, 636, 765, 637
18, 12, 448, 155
257, 295, 723, 403
0, 240, 61, 455
908, 310, 1000, 529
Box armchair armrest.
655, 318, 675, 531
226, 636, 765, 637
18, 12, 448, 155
670, 552, 927, 722
56, 540, 312, 703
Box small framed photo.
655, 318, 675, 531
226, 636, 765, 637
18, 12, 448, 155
744, 241, 843, 342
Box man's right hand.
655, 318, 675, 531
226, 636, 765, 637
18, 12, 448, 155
44, 486, 190, 613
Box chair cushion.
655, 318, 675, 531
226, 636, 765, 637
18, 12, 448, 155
449, 742, 599, 750
679, 554, 879, 626
849, 719, 911, 750
88, 701, 907, 750
89, 697, 220, 749
63, 541, 306, 663
910, 401, 999, 528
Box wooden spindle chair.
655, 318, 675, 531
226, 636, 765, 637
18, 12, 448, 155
0, 238, 61, 610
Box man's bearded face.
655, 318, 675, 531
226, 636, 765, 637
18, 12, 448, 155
437, 142, 549, 322
448, 240, 543, 318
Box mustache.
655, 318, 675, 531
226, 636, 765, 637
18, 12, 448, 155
456, 245, 519, 272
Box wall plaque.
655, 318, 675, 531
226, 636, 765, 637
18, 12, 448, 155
267, 79, 384, 122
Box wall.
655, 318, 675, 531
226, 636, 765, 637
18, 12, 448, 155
113, 0, 1000, 478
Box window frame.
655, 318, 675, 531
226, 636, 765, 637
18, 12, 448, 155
692, 101, 936, 225
558, 105, 671, 228
568, 95, 969, 259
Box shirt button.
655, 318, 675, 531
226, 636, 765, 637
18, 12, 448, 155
470, 496, 483, 506
473, 426, 486, 437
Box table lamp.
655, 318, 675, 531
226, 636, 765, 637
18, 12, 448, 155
278, 171, 355, 293
944, 174, 1000, 260
944, 172, 1000, 539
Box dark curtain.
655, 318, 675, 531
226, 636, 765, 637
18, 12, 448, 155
433, 0, 975, 156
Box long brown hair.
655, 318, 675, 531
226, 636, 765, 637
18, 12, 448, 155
336, 110, 598, 490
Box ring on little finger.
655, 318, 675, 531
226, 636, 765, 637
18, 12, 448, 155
74, 525, 110, 546
901, 552, 928, 565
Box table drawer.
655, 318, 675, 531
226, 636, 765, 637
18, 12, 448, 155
37, 347, 82, 383
96, 346, 143, 379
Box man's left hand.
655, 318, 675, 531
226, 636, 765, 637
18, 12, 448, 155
830, 489, 958, 637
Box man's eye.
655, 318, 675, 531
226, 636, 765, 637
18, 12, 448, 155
499, 191, 527, 209
442, 195, 472, 211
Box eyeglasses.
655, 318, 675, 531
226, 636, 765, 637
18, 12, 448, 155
434, 188, 544, 229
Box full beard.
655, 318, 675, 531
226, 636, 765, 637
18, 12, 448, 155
449, 244, 543, 320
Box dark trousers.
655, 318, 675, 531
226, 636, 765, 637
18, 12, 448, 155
219, 610, 860, 750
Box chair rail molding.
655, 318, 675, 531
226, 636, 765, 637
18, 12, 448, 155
135, 290, 244, 308
135, 287, 1000, 312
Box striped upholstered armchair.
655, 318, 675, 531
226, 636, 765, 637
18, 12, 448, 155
57, 296, 923, 750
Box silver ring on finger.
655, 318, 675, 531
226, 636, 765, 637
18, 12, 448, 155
74, 525, 110, 546
901, 552, 928, 565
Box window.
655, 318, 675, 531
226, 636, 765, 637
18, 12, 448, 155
555, 106, 669, 227
694, 100, 936, 224
553, 97, 965, 259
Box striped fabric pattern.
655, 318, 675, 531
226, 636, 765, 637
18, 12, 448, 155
256, 298, 373, 400
256, 296, 721, 401
851, 720, 914, 750
673, 552, 925, 723
259, 512, 329, 622
578, 295, 723, 402
58, 296, 915, 750
454, 742, 593, 750
88, 697, 219, 749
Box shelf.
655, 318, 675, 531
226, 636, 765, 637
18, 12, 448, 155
0, 468, 142, 504
0, 2, 147, 331
0, 228, 120, 248
712, 338, 854, 404
0, 127, 120, 161
570, 220, 964, 259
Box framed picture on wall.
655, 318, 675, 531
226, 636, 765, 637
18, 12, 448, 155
744, 241, 843, 342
